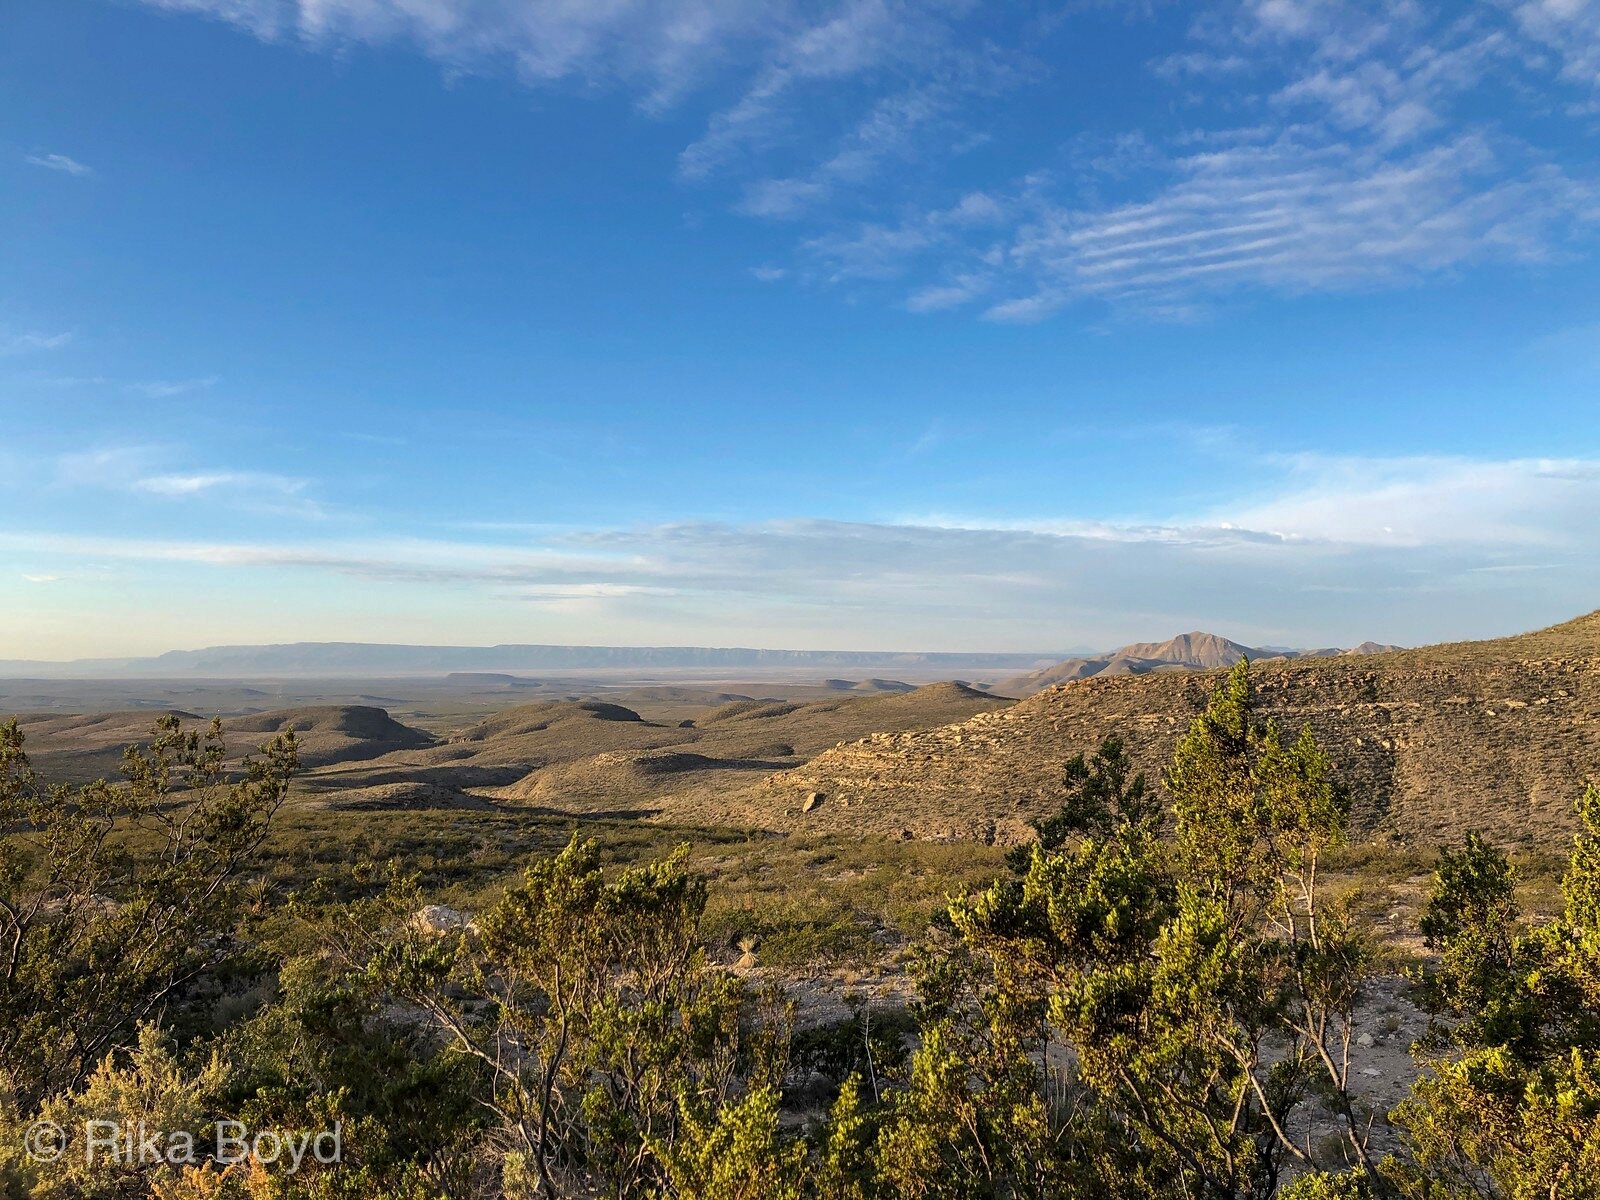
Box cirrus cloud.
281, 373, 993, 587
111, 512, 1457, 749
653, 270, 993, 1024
110, 0, 1600, 323
23, 152, 92, 176
1, 330, 72, 356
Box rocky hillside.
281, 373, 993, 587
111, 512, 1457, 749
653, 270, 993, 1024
756, 612, 1600, 849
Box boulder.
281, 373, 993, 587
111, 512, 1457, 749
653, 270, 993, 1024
412, 904, 472, 935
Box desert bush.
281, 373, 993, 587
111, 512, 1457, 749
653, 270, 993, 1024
871, 662, 1379, 1198
223, 949, 489, 1199
789, 996, 915, 1094
0, 716, 295, 1107
2, 1025, 231, 1199
652, 1084, 806, 1200
357, 836, 787, 1200
703, 903, 880, 969
1385, 784, 1600, 1199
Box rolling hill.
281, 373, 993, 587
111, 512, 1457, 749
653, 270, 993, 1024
287, 681, 1014, 810
11, 704, 433, 779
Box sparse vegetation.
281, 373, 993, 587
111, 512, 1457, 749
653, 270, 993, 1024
3, 652, 1599, 1197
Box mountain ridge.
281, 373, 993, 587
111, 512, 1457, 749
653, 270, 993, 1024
0, 632, 1405, 681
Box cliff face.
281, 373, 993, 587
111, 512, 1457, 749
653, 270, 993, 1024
759, 655, 1600, 849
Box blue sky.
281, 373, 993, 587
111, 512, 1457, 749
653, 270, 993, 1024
3, 0, 1599, 659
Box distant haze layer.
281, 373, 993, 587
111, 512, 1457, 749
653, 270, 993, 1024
0, 630, 1398, 681
0, 641, 1069, 680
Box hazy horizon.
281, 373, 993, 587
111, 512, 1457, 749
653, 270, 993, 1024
0, 637, 1070, 672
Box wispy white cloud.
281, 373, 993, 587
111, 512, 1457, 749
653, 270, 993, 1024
810, 2, 1598, 318
903, 417, 946, 457
135, 0, 1004, 256
1, 331, 72, 356
739, 177, 831, 219
807, 91, 1596, 318
23, 152, 92, 176
904, 275, 991, 312
25, 375, 110, 387
1528, 318, 1600, 372
132, 469, 327, 517
142, 0, 768, 97
803, 190, 1010, 283
1217, 454, 1600, 549
731, 50, 1017, 219
133, 470, 305, 497
52, 445, 162, 488
917, 455, 1600, 551
1497, 0, 1600, 105
675, 0, 935, 181
997, 133, 1593, 319
40, 446, 329, 519
20, 574, 61, 585
129, 376, 219, 398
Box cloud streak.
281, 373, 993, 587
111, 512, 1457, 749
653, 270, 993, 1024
1, 331, 72, 356
1498, 0, 1600, 105
132, 469, 311, 499
129, 376, 219, 398
8, 454, 1599, 648
23, 152, 92, 176
32, 446, 331, 520
993, 134, 1593, 319
143, 0, 770, 94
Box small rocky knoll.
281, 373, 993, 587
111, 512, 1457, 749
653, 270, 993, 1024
225, 705, 433, 767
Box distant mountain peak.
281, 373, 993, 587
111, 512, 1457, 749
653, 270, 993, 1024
1114, 631, 1257, 669
997, 630, 1401, 696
